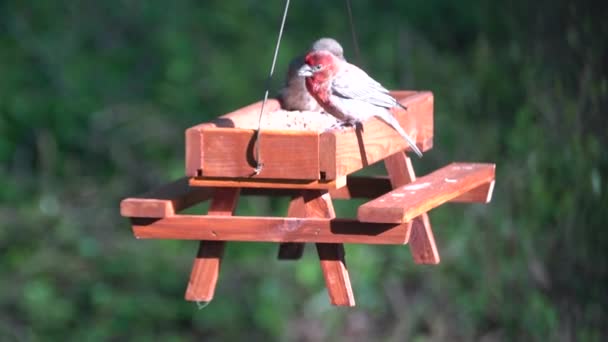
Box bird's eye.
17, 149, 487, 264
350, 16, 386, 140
313, 64, 323, 71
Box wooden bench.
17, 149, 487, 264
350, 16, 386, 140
120, 91, 496, 306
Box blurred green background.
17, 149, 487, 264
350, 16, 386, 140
1, 0, 606, 340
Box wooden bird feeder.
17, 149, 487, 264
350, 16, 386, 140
120, 91, 496, 306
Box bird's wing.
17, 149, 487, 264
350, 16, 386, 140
330, 64, 399, 109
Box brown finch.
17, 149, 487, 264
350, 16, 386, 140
279, 38, 345, 111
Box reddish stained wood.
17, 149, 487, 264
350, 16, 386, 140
185, 100, 280, 177
384, 152, 417, 187
278, 195, 308, 260
389, 90, 419, 99
452, 180, 495, 203
186, 91, 432, 181
186, 241, 226, 302
185, 188, 240, 302
319, 91, 433, 179
120, 173, 492, 220
131, 215, 410, 245
299, 191, 355, 307
383, 152, 417, 246
358, 163, 496, 224
120, 177, 214, 218
189, 175, 346, 190
393, 91, 434, 152
384, 152, 438, 263
186, 123, 216, 177
316, 243, 355, 306
318, 132, 337, 180
200, 127, 320, 179
409, 213, 440, 264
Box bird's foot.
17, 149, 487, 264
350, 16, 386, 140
324, 120, 364, 133
326, 121, 350, 131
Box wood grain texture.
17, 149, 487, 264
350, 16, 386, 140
189, 175, 346, 190
278, 195, 308, 260
358, 163, 495, 223
384, 152, 416, 187
131, 215, 410, 245
186, 123, 216, 177
409, 213, 439, 264
185, 241, 226, 302
120, 172, 492, 220
384, 152, 438, 263
185, 100, 281, 177
297, 191, 355, 307
200, 127, 320, 179
319, 91, 434, 179
234, 175, 490, 203
186, 91, 432, 181
120, 177, 214, 218
185, 188, 240, 302
316, 243, 355, 306
451, 180, 495, 203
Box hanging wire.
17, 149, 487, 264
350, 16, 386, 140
345, 0, 362, 65
252, 0, 291, 176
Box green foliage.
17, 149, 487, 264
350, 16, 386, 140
0, 0, 606, 340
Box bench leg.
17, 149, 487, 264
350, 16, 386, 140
293, 190, 355, 306
384, 152, 440, 264
185, 188, 240, 302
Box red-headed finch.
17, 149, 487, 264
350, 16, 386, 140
297, 50, 423, 157
279, 38, 345, 111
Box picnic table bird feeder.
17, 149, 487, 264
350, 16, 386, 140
120, 91, 496, 306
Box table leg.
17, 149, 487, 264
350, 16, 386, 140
302, 190, 356, 306
185, 188, 240, 302
277, 195, 307, 260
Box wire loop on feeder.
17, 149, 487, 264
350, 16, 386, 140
252, 0, 360, 176
252, 0, 291, 176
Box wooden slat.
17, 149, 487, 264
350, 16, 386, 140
185, 100, 281, 177
185, 188, 240, 302
409, 214, 439, 264
186, 91, 433, 181
131, 216, 410, 245
300, 191, 355, 306
451, 180, 495, 203
384, 152, 439, 264
200, 127, 320, 179
186, 241, 225, 302
319, 91, 434, 179
384, 152, 417, 188
186, 123, 216, 177
358, 163, 496, 223
278, 195, 308, 260
242, 176, 490, 202
316, 243, 355, 306
190, 175, 347, 190
120, 173, 492, 220
120, 178, 214, 218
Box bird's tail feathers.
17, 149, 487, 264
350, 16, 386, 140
376, 111, 423, 157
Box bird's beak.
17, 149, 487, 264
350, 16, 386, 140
298, 64, 314, 77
